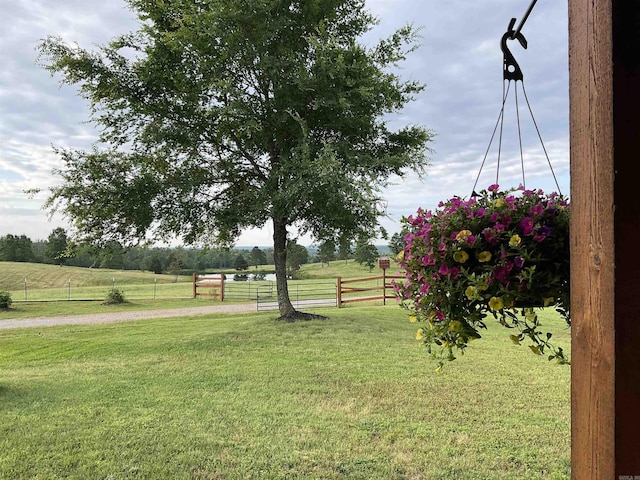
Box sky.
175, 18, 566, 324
0, 0, 569, 247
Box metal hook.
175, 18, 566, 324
501, 18, 528, 82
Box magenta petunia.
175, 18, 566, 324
519, 217, 534, 236
529, 204, 544, 216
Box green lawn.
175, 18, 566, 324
0, 306, 570, 479
0, 260, 386, 303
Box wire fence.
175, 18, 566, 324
256, 283, 337, 311
8, 277, 335, 305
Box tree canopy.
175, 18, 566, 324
38, 0, 432, 318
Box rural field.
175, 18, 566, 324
0, 261, 571, 479
0, 260, 393, 319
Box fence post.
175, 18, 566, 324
337, 277, 342, 307
382, 268, 387, 305
220, 275, 225, 302
193, 273, 197, 298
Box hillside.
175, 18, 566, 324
0, 258, 401, 291
0, 262, 183, 291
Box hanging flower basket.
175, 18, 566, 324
393, 184, 570, 367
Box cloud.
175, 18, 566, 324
0, 0, 570, 246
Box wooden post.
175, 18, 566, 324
337, 276, 342, 307
382, 268, 387, 305
220, 274, 225, 302
193, 273, 197, 299
569, 0, 640, 477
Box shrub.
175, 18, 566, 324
394, 184, 570, 368
104, 288, 126, 305
0, 291, 13, 309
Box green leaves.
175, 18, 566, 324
398, 185, 571, 367
38, 0, 432, 315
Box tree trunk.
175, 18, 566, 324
272, 216, 296, 317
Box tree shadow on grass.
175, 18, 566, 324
276, 311, 328, 322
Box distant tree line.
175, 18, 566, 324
0, 228, 396, 275
0, 228, 275, 274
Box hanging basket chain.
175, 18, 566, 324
472, 0, 562, 197
520, 82, 563, 194
471, 81, 511, 197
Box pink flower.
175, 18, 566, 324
488, 184, 500, 192
439, 264, 450, 275
529, 204, 544, 216
520, 217, 534, 236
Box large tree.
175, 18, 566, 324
38, 0, 431, 319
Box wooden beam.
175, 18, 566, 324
570, 0, 640, 477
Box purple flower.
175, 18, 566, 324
500, 215, 512, 226
483, 228, 499, 246
533, 226, 551, 242
514, 257, 525, 269
422, 255, 436, 266
439, 264, 450, 276
529, 204, 544, 216
488, 184, 500, 192
490, 212, 500, 223
520, 217, 534, 236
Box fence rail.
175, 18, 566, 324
6, 274, 404, 307
193, 274, 225, 301
337, 273, 403, 306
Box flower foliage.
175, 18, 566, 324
394, 185, 570, 367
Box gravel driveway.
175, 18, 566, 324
0, 303, 257, 330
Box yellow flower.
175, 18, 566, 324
455, 230, 472, 242
416, 329, 424, 340
465, 285, 477, 300
509, 234, 521, 247
453, 250, 469, 263
477, 251, 492, 262
494, 198, 505, 208
409, 315, 417, 323
488, 296, 504, 311
396, 250, 405, 261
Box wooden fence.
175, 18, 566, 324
193, 273, 225, 301
337, 273, 403, 306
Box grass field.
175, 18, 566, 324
0, 260, 392, 304
0, 306, 571, 479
